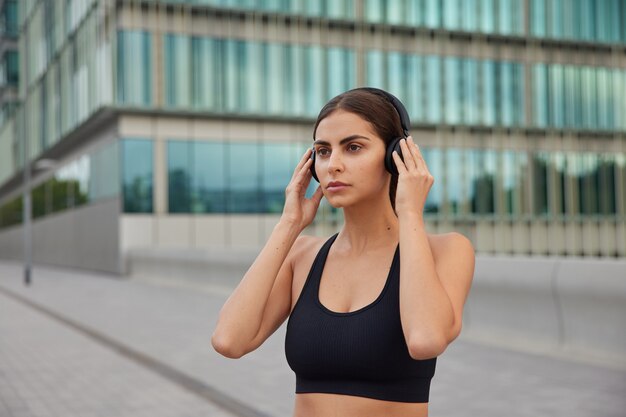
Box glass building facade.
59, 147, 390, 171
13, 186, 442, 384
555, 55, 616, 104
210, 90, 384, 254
1, 0, 625, 259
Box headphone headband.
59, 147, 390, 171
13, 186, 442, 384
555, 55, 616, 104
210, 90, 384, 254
349, 87, 411, 137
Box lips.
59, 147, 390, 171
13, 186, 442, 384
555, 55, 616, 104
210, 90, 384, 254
326, 181, 349, 191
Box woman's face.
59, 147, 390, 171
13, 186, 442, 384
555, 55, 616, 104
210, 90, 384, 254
313, 109, 390, 209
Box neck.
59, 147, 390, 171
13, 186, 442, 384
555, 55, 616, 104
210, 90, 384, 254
337, 197, 399, 254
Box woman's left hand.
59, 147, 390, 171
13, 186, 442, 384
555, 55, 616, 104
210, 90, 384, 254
392, 136, 434, 219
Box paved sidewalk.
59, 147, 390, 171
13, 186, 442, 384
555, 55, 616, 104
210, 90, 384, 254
0, 260, 624, 417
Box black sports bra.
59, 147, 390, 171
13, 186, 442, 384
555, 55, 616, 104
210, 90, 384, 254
284, 233, 437, 403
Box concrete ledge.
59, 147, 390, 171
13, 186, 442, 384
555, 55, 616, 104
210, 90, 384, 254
463, 255, 626, 369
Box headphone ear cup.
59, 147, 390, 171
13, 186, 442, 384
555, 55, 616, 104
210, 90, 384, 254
385, 137, 404, 176
310, 148, 319, 182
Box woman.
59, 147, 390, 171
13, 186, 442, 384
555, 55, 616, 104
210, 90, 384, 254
212, 87, 475, 417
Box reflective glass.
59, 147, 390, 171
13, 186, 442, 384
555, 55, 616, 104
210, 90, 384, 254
366, 50, 385, 89
406, 55, 424, 123
425, 0, 441, 28
598, 153, 617, 215
305, 46, 324, 117
116, 31, 151, 106
553, 152, 567, 215
423, 147, 443, 214
387, 0, 403, 24
498, 62, 513, 126
563, 65, 577, 129
446, 148, 463, 216
193, 141, 226, 213
532, 152, 550, 216
267, 43, 285, 115
425, 56, 441, 123
191, 37, 217, 111
164, 34, 191, 109
480, 60, 496, 125
444, 57, 461, 125
167, 141, 191, 213
581, 66, 596, 130
463, 59, 478, 125
285, 44, 305, 116
229, 142, 260, 213
471, 149, 496, 215
365, 0, 384, 23
479, 0, 495, 33
327, 47, 355, 101
244, 41, 263, 114
443, 0, 461, 30
548, 65, 564, 128
90, 142, 119, 201
262, 143, 294, 213
501, 150, 520, 216
121, 139, 153, 213
387, 52, 405, 105
531, 0, 546, 37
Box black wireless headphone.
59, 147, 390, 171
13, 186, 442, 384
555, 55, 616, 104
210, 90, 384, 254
310, 87, 410, 182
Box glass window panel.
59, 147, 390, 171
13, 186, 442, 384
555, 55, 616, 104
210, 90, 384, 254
406, 55, 424, 123
444, 57, 461, 125
498, 0, 513, 35
243, 41, 263, 114
548, 64, 564, 128
563, 65, 577, 128
425, 0, 441, 28
598, 153, 617, 215
406, 0, 424, 27
92, 142, 119, 200
262, 143, 293, 213
597, 67, 611, 130
164, 34, 191, 109
387, 0, 403, 24
121, 139, 153, 213
531, 0, 546, 37
366, 50, 385, 89
548, 0, 563, 38
479, 0, 495, 33
167, 141, 191, 213
463, 58, 479, 125
532, 152, 550, 216
285, 44, 305, 116
512, 63, 525, 127
553, 152, 567, 216
579, 0, 593, 41
223, 39, 241, 112
470, 149, 497, 215
480, 60, 496, 125
191, 37, 217, 111
229, 142, 260, 213
327, 47, 354, 101
193, 141, 226, 213
425, 55, 441, 123
581, 66, 596, 130
423, 147, 443, 214
365, 0, 384, 22
580, 153, 599, 215
305, 45, 324, 117
443, 0, 461, 30
266, 43, 285, 115
446, 148, 464, 216
532, 64, 548, 128
387, 52, 406, 105
502, 150, 522, 216
462, 0, 478, 31
499, 62, 513, 126
116, 30, 151, 106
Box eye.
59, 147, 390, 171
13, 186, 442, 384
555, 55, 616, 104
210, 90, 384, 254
316, 147, 330, 157
347, 143, 362, 152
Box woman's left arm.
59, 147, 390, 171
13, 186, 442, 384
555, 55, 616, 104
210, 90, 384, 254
393, 136, 475, 360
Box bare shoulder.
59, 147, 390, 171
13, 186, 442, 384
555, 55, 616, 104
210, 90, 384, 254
427, 232, 475, 261
288, 234, 327, 269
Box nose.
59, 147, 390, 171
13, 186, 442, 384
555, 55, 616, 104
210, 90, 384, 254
326, 150, 344, 175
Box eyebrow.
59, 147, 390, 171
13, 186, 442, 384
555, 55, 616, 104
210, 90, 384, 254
313, 135, 372, 146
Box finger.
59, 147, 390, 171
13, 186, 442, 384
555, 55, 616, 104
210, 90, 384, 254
291, 148, 313, 181
310, 185, 324, 205
392, 150, 408, 174
398, 139, 416, 170
407, 137, 429, 173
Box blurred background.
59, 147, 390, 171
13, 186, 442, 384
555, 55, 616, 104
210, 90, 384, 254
0, 1, 625, 416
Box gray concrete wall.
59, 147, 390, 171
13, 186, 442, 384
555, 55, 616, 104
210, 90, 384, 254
125, 249, 626, 368
0, 198, 121, 274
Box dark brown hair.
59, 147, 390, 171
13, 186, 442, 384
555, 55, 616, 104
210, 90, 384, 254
312, 88, 404, 211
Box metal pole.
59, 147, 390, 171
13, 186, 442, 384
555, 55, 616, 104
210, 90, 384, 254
22, 7, 30, 286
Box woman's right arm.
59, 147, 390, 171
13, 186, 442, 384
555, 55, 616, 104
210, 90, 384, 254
211, 149, 323, 358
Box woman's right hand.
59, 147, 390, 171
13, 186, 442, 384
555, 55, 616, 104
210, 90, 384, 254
281, 148, 324, 231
